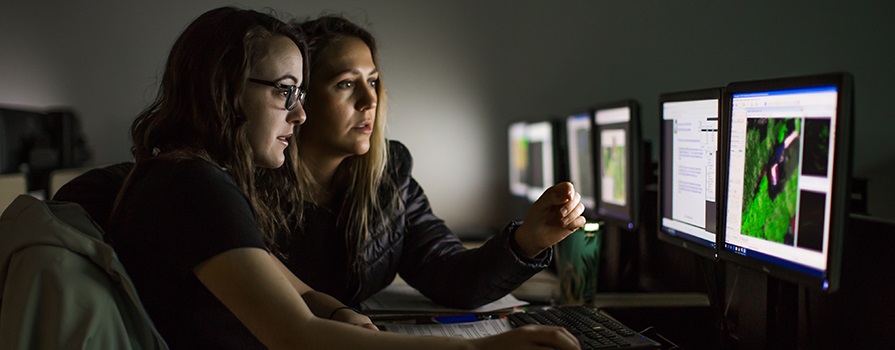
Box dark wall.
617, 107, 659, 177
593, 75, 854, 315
1, 1, 893, 230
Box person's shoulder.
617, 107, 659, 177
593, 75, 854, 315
388, 139, 411, 158
387, 139, 413, 177
52, 162, 133, 201
141, 158, 247, 208
68, 161, 133, 186
140, 157, 233, 190
91, 162, 134, 183
169, 158, 231, 182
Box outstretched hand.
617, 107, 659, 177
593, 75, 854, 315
514, 182, 585, 259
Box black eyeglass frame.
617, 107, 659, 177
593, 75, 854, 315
247, 78, 307, 110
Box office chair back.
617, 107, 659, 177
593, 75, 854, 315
0, 195, 168, 349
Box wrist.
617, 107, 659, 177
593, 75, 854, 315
328, 305, 361, 320
512, 224, 542, 259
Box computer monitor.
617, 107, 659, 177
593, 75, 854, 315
593, 100, 641, 231
45, 109, 90, 168
508, 121, 530, 198
0, 107, 46, 174
524, 120, 567, 203
718, 73, 853, 291
658, 88, 722, 259
566, 111, 597, 218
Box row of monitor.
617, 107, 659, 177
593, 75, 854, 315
508, 100, 643, 230
507, 72, 852, 293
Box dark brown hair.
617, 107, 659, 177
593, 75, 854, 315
119, 6, 306, 249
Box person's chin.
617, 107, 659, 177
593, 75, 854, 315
354, 144, 371, 156
343, 137, 366, 152
256, 156, 284, 169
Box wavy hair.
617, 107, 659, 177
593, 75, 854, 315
117, 6, 306, 250
292, 15, 401, 273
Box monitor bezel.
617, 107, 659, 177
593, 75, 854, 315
591, 99, 641, 231
657, 87, 723, 260
717, 72, 853, 292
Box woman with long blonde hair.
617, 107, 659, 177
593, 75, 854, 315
281, 15, 586, 311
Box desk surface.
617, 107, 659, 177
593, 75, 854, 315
512, 269, 560, 303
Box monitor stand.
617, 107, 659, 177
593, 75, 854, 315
594, 220, 723, 349
723, 213, 895, 349
721, 264, 797, 349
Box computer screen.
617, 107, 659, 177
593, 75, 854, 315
525, 121, 557, 203
508, 121, 530, 198
593, 100, 641, 230
0, 107, 46, 174
658, 88, 722, 259
566, 112, 596, 216
719, 73, 852, 291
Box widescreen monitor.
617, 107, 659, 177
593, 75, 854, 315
593, 100, 641, 231
658, 88, 722, 259
719, 73, 853, 291
566, 112, 596, 216
508, 121, 529, 198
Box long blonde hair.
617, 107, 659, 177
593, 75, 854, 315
292, 16, 402, 274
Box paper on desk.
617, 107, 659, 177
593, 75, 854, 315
380, 318, 512, 338
360, 283, 528, 313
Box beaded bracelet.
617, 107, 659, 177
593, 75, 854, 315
328, 306, 362, 320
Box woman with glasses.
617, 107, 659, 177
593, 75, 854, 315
107, 6, 579, 350
279, 15, 586, 313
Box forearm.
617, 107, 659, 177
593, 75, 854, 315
301, 290, 351, 319
399, 174, 548, 308
295, 318, 473, 350
401, 223, 550, 309
271, 254, 357, 321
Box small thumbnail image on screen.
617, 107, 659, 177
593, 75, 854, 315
529, 141, 545, 188
796, 190, 826, 252
513, 139, 530, 184
802, 118, 832, 177
741, 117, 802, 245
600, 129, 627, 206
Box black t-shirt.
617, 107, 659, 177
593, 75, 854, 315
108, 158, 267, 349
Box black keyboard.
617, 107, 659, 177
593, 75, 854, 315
506, 306, 661, 349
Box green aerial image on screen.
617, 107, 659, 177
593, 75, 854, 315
740, 118, 802, 245
600, 129, 626, 205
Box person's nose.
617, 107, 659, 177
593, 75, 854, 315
356, 83, 377, 112
288, 104, 307, 125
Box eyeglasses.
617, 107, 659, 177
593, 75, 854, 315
248, 78, 307, 111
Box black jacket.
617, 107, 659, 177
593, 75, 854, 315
281, 141, 551, 308
54, 141, 551, 309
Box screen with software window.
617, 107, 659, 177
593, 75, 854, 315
721, 74, 851, 291
593, 101, 640, 230
566, 112, 596, 213
659, 89, 721, 258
